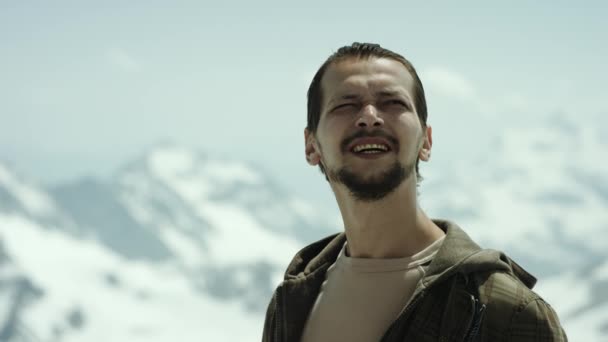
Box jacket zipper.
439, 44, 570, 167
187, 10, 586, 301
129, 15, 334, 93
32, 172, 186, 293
464, 298, 486, 342
379, 290, 427, 342
380, 289, 486, 341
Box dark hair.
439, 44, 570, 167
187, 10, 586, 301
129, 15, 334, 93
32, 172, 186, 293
306, 42, 428, 182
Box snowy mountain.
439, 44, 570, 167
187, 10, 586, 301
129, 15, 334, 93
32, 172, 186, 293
426, 111, 607, 247
423, 110, 608, 340
1, 109, 607, 341
0, 148, 335, 342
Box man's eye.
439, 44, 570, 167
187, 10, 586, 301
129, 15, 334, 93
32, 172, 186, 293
386, 100, 407, 107
333, 103, 356, 111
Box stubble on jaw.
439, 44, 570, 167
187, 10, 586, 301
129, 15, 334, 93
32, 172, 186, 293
325, 158, 415, 202
316, 130, 421, 202
321, 144, 415, 202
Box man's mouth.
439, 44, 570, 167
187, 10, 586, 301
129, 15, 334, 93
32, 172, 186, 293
343, 131, 398, 157
351, 143, 391, 154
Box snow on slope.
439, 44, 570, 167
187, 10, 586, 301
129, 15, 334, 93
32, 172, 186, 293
424, 110, 608, 273
0, 165, 56, 218
0, 151, 332, 341
129, 145, 302, 266
0, 164, 73, 231
481, 111, 608, 250
421, 110, 608, 339
536, 258, 608, 341
1, 109, 606, 341
1, 213, 263, 342
112, 145, 332, 311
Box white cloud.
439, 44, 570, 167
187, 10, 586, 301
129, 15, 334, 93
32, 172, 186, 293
421, 67, 477, 102
420, 66, 508, 118
106, 48, 141, 72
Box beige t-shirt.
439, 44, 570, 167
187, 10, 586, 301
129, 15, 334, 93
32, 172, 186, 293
300, 236, 445, 342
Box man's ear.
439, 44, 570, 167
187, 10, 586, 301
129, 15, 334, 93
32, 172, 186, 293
418, 125, 433, 161
304, 128, 321, 166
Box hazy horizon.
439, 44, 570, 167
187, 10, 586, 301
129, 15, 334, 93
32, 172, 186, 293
2, 1, 607, 208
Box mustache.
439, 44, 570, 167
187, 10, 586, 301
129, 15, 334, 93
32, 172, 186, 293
341, 130, 400, 152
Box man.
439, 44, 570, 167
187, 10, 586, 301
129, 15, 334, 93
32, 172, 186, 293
262, 43, 567, 341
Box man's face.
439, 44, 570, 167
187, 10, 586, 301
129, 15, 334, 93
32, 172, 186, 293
305, 57, 432, 201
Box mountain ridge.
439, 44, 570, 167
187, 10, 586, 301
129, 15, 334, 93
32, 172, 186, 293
1, 110, 607, 341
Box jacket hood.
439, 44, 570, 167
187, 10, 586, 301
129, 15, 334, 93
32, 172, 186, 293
283, 219, 537, 290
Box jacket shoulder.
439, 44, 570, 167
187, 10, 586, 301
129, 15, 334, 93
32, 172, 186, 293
476, 271, 567, 341
508, 298, 567, 341
262, 290, 277, 342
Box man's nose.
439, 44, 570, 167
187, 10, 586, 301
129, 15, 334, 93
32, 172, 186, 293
356, 104, 384, 128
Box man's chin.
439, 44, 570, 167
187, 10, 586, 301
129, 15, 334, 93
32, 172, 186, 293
329, 161, 411, 201
349, 174, 392, 186
342, 165, 401, 182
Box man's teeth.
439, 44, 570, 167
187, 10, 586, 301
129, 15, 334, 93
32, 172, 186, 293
352, 144, 389, 153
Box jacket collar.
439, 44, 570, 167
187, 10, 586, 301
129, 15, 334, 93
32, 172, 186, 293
282, 219, 537, 289
276, 219, 537, 342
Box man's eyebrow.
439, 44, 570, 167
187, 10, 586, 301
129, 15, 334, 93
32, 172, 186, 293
328, 91, 411, 106
337, 94, 361, 100
376, 90, 407, 97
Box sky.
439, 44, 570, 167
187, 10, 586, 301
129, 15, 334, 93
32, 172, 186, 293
1, 1, 607, 209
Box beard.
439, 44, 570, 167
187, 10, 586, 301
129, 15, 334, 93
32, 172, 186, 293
326, 159, 415, 202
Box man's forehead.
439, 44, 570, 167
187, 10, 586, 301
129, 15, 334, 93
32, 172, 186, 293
321, 57, 415, 98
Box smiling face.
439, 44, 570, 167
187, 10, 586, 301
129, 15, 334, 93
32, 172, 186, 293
305, 57, 432, 201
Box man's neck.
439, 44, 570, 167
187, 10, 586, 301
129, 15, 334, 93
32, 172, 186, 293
332, 177, 445, 259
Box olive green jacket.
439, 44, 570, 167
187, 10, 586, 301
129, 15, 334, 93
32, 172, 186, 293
262, 220, 567, 341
